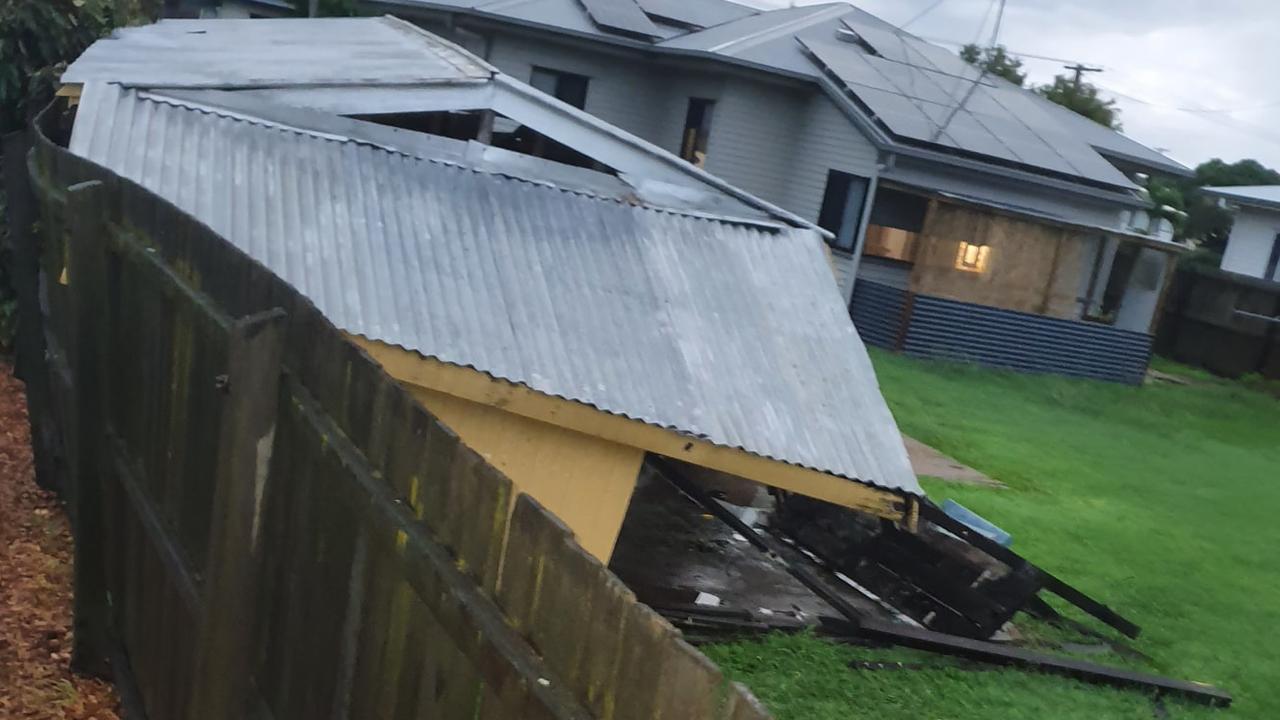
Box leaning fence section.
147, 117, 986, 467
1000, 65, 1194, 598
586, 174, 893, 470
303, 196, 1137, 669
1155, 266, 1280, 379
12, 107, 770, 720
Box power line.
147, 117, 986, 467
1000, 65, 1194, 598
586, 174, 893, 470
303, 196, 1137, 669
901, 0, 948, 29
931, 0, 1004, 142
968, 0, 997, 48
1093, 83, 1280, 115
989, 0, 1007, 48
921, 37, 1105, 68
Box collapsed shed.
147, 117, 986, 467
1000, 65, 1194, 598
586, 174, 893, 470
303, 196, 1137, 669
62, 16, 921, 562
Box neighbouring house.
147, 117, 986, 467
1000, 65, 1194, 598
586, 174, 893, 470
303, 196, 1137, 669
60, 16, 921, 562
1203, 186, 1280, 282
200, 0, 1191, 383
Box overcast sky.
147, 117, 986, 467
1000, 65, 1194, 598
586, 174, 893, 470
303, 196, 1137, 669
747, 0, 1280, 172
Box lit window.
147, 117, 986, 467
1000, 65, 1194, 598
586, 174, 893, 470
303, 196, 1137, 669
680, 98, 715, 167
955, 241, 991, 273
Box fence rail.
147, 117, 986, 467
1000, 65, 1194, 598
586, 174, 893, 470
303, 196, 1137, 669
7, 104, 770, 720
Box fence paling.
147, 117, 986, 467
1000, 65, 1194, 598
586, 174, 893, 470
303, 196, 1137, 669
191, 310, 286, 720
66, 179, 111, 677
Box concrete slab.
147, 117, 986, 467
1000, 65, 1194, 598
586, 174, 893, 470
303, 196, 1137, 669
903, 436, 1006, 489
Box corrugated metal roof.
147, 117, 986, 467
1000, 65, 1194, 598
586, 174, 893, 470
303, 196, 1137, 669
69, 82, 921, 495
1203, 185, 1280, 211
63, 16, 492, 88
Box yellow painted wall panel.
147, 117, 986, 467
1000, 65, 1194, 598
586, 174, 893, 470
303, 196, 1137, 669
408, 386, 645, 563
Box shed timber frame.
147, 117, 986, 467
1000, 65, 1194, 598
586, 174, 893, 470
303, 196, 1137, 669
6, 104, 775, 720
354, 338, 911, 526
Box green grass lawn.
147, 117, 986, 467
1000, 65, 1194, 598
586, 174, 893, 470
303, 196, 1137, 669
706, 352, 1280, 719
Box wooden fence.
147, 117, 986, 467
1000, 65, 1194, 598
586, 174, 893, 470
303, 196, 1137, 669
1155, 265, 1280, 379
5, 106, 771, 720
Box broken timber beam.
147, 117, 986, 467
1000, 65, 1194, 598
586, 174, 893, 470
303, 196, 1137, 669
919, 500, 1141, 639
651, 458, 870, 624
857, 617, 1231, 707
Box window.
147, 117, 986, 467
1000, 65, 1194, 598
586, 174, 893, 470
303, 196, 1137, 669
680, 98, 715, 167
816, 170, 870, 252
862, 187, 928, 262
1266, 232, 1280, 281
868, 188, 929, 233
529, 66, 590, 109
954, 241, 992, 273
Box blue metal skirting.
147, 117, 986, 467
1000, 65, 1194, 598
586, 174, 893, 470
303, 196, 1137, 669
850, 279, 907, 348
849, 280, 1154, 384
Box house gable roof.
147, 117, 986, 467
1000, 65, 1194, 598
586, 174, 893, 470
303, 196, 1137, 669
386, 0, 1190, 186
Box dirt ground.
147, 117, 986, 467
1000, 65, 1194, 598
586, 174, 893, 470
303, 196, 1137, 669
0, 364, 120, 719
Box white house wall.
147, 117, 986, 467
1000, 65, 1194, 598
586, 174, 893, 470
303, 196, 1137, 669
1114, 247, 1170, 333
1221, 205, 1280, 281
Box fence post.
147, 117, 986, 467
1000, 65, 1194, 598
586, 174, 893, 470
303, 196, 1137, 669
2, 131, 58, 491
894, 291, 917, 352
65, 180, 111, 676
190, 308, 286, 720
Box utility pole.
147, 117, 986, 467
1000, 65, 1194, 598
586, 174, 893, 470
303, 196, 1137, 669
1064, 62, 1104, 96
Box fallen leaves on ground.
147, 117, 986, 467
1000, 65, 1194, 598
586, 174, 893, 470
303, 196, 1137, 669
0, 362, 120, 719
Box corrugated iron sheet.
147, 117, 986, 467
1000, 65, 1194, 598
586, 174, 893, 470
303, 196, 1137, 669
69, 82, 921, 495
849, 279, 1153, 384
63, 16, 492, 88
904, 296, 1153, 385
849, 279, 906, 349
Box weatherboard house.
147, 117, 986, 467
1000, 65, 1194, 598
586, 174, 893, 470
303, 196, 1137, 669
1203, 186, 1280, 283
60, 17, 922, 563
201, 0, 1192, 383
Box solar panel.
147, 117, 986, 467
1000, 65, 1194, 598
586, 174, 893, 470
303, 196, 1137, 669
983, 86, 1135, 184
579, 0, 662, 38
851, 86, 941, 138
801, 38, 1135, 188
925, 107, 1023, 163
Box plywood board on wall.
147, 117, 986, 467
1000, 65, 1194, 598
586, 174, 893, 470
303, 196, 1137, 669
909, 202, 1087, 319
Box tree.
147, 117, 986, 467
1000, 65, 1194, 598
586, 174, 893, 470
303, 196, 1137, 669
1035, 74, 1121, 130
1147, 176, 1187, 236
0, 0, 157, 348
0, 0, 157, 134
959, 44, 1026, 86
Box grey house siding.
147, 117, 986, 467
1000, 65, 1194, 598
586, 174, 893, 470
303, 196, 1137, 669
784, 95, 881, 223
479, 32, 870, 222
651, 72, 729, 154
486, 34, 670, 143
697, 77, 809, 208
